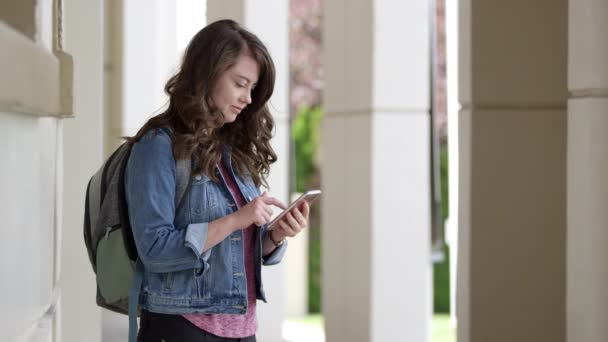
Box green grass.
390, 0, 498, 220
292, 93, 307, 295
289, 313, 456, 341
431, 313, 456, 342
290, 313, 324, 327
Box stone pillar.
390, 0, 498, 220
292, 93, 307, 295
567, 1, 608, 341
119, 0, 180, 138
207, 2, 290, 341
62, 0, 105, 341
445, 0, 459, 326
457, 1, 567, 341
103, 1, 204, 339
322, 1, 432, 341
103, 0, 124, 155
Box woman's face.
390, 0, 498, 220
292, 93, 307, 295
212, 52, 260, 124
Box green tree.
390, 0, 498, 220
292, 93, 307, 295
292, 105, 323, 313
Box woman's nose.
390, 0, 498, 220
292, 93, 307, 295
240, 91, 252, 105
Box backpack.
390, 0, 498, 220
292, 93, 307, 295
83, 128, 191, 314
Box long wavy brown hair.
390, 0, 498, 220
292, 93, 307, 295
128, 19, 277, 188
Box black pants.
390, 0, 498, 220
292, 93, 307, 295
137, 310, 257, 342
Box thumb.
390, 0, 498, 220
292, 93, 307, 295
262, 191, 268, 197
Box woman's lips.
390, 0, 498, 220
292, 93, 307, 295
231, 105, 242, 114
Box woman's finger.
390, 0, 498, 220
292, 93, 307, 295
279, 220, 297, 237
292, 207, 308, 228
284, 212, 303, 236
300, 201, 310, 218
263, 203, 273, 216
262, 211, 272, 224
283, 219, 300, 235
284, 212, 300, 230
261, 195, 287, 210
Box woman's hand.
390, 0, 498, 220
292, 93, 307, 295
234, 192, 286, 229
272, 200, 310, 239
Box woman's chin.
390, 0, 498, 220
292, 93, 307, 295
222, 113, 238, 124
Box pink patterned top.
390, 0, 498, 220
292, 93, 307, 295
182, 160, 258, 338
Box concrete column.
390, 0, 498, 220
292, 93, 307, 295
457, 1, 567, 342
62, 0, 105, 341
119, 0, 180, 139
207, 2, 289, 341
445, 0, 459, 326
567, 1, 608, 341
322, 1, 432, 341
284, 192, 309, 317
103, 1, 206, 339
103, 0, 123, 155
106, 0, 203, 154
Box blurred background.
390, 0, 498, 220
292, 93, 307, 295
2, 0, 607, 342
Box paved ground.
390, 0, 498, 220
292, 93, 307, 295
282, 320, 324, 342
102, 310, 325, 342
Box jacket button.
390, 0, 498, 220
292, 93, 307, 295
194, 175, 202, 181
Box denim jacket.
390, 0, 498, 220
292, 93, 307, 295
124, 128, 287, 315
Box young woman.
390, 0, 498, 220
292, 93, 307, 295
125, 19, 309, 342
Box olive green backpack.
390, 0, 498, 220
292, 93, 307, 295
83, 128, 190, 314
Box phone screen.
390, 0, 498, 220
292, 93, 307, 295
267, 190, 321, 229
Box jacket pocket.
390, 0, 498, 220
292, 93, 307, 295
189, 173, 216, 222
160, 272, 174, 294
193, 267, 211, 300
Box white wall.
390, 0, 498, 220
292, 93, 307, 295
0, 113, 59, 341
0, 1, 67, 340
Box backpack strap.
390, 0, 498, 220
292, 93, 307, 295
158, 126, 192, 210
175, 158, 192, 210
128, 259, 144, 342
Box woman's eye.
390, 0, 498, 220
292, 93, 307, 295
236, 82, 246, 88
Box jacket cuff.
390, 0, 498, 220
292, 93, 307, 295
262, 231, 288, 266
184, 222, 209, 256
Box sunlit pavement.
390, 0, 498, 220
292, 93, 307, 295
102, 314, 453, 341
282, 320, 325, 342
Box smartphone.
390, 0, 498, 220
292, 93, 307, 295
267, 190, 322, 230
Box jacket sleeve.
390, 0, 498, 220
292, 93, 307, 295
125, 130, 208, 273
257, 184, 288, 266
261, 228, 288, 266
